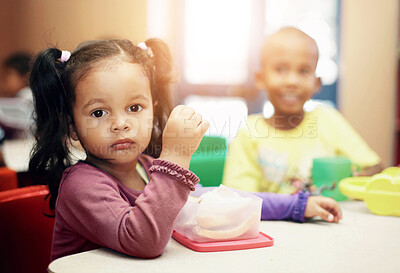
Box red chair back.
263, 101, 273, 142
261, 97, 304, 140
0, 185, 55, 273
0, 167, 18, 191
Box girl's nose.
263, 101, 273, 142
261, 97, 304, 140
110, 116, 131, 132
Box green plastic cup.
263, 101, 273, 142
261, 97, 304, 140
312, 157, 353, 201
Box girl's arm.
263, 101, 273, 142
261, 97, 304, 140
55, 162, 198, 259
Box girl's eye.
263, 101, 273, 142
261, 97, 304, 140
91, 109, 107, 118
128, 104, 143, 112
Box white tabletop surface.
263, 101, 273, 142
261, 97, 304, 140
2, 138, 85, 172
2, 138, 33, 172
48, 201, 400, 273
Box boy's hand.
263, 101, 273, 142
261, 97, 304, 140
160, 105, 209, 169
304, 196, 342, 223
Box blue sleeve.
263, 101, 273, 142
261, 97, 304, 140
193, 184, 309, 223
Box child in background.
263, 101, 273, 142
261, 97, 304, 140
29, 38, 209, 261
223, 27, 382, 194
0, 52, 34, 138
0, 52, 32, 100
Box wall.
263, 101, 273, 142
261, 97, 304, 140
0, 0, 147, 61
0, 1, 20, 61
340, 0, 398, 167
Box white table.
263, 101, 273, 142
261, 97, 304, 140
2, 138, 33, 172
2, 138, 85, 172
48, 201, 400, 273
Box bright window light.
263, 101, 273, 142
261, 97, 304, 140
265, 0, 339, 85
184, 0, 252, 85
184, 95, 248, 141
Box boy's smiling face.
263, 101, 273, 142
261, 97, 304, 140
256, 28, 321, 117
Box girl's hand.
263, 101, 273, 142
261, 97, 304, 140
160, 105, 209, 169
304, 196, 342, 223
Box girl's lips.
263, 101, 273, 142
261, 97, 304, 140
111, 139, 134, 150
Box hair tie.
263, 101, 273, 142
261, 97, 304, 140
137, 42, 154, 58
60, 51, 71, 63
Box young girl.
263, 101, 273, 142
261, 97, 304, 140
29, 38, 208, 261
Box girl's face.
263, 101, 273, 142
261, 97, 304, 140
72, 61, 154, 166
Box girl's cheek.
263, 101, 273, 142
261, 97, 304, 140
129, 119, 142, 137
80, 118, 102, 137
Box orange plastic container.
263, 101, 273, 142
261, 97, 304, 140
339, 167, 400, 216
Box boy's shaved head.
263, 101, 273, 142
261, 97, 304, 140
260, 27, 319, 69
255, 26, 322, 118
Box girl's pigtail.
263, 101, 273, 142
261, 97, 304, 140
29, 48, 73, 209
143, 38, 174, 158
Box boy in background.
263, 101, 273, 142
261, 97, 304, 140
222, 27, 382, 194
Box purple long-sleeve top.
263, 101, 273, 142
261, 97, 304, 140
51, 155, 199, 261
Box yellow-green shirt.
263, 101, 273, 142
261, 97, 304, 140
222, 107, 381, 194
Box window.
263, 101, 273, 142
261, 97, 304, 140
264, 0, 339, 86
183, 0, 252, 85
147, 0, 340, 110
